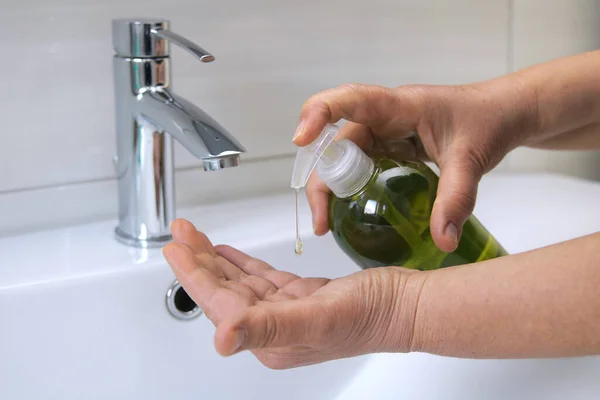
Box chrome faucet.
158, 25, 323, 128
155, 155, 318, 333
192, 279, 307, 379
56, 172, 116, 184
111, 19, 245, 248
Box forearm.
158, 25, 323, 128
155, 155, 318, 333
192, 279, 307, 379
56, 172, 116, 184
495, 51, 600, 150
409, 232, 600, 358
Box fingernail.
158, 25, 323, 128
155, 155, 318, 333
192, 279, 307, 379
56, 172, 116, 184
444, 222, 458, 245
230, 328, 247, 355
312, 219, 317, 235
293, 119, 305, 141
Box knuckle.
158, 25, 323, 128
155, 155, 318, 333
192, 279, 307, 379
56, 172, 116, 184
463, 151, 489, 177
448, 189, 477, 216
395, 84, 427, 99
171, 218, 193, 233
302, 90, 335, 117
395, 85, 431, 108
451, 138, 494, 177
302, 91, 324, 108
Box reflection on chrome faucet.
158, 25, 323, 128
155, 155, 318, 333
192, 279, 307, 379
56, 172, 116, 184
111, 19, 246, 248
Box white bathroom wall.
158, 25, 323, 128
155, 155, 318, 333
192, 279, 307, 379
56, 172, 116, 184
2, 1, 598, 237
506, 0, 600, 180
0, 0, 511, 236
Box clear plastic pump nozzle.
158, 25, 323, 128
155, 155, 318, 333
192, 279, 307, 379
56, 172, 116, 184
290, 123, 375, 198
290, 124, 344, 189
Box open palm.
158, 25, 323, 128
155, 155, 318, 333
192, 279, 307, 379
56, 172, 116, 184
162, 219, 410, 369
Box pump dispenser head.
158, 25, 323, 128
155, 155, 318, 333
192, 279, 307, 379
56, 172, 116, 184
291, 123, 341, 189
291, 123, 374, 198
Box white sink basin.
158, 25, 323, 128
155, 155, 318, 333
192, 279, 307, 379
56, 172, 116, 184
0, 214, 367, 399
1, 173, 600, 399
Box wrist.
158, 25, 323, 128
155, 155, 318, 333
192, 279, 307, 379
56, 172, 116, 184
484, 74, 541, 149
373, 267, 432, 354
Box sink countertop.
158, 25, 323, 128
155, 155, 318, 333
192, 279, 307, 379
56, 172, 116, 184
1, 172, 599, 289
338, 351, 600, 400
1, 172, 600, 400
0, 189, 313, 290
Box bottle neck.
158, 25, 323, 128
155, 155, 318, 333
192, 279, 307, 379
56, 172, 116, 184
316, 140, 375, 198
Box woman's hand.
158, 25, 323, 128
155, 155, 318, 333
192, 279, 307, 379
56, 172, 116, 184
162, 219, 426, 369
162, 51, 600, 366
294, 80, 538, 253
297, 51, 600, 253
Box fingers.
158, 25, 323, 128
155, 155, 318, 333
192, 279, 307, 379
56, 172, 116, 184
295, 85, 424, 235
293, 84, 423, 146
215, 245, 299, 288
305, 173, 330, 236
172, 219, 250, 282
213, 250, 281, 300
430, 151, 483, 252
171, 218, 216, 256
213, 255, 246, 282
162, 242, 222, 313
214, 299, 334, 356
164, 242, 262, 324
170, 219, 226, 279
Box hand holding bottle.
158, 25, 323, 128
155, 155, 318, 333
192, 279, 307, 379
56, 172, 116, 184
293, 81, 538, 252
163, 51, 600, 368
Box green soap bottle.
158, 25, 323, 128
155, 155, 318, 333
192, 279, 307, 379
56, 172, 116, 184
291, 124, 508, 271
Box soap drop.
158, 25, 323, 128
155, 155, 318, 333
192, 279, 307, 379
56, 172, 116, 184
295, 238, 303, 256
294, 188, 303, 256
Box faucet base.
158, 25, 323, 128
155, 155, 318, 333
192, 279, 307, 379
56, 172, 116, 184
114, 227, 172, 249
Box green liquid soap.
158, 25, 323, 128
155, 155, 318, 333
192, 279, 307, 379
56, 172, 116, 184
328, 159, 508, 270
290, 123, 507, 271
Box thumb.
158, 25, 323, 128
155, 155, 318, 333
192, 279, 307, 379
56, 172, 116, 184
214, 300, 333, 355
430, 153, 483, 253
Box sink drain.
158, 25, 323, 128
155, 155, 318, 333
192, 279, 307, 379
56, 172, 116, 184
165, 280, 203, 320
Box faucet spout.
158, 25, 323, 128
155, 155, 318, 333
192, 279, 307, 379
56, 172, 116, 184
137, 89, 245, 171
111, 18, 247, 248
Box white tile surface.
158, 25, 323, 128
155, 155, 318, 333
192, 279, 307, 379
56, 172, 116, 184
507, 0, 600, 179
0, 0, 512, 232
3, 0, 599, 232
0, 0, 509, 193
512, 0, 600, 68
0, 156, 293, 238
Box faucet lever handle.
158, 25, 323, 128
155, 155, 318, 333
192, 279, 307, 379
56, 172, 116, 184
151, 29, 215, 63
111, 19, 215, 60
